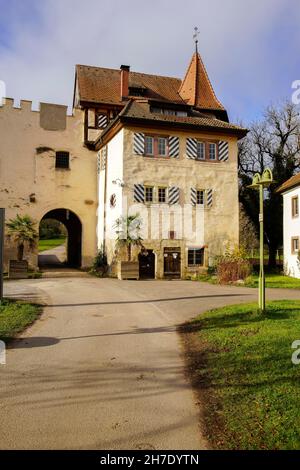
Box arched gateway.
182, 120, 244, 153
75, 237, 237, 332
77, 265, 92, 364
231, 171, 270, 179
39, 209, 82, 268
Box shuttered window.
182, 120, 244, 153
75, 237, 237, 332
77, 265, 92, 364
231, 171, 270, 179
197, 190, 205, 205
135, 133, 179, 158
187, 138, 221, 161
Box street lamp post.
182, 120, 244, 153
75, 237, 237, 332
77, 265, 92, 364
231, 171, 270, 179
248, 169, 274, 314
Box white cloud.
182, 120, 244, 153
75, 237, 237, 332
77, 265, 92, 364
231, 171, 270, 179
0, 0, 299, 121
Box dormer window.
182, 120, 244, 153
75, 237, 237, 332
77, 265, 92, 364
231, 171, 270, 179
128, 86, 147, 97
150, 107, 187, 117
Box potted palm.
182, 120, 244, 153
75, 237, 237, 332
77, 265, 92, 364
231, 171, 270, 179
114, 214, 143, 280
6, 214, 38, 279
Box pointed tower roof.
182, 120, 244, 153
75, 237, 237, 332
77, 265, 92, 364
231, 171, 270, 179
179, 51, 225, 110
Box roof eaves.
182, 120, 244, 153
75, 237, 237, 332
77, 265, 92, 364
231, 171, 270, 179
276, 178, 300, 194
119, 115, 248, 138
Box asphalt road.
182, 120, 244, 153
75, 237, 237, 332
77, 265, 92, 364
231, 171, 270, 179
1, 277, 299, 450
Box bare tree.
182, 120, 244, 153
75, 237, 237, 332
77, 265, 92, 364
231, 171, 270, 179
239, 204, 258, 252
239, 101, 300, 267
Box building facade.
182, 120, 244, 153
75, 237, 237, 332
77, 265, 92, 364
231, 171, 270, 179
278, 175, 300, 279
0, 50, 246, 277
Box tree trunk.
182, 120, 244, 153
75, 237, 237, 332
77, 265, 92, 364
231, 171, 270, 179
127, 244, 131, 261
268, 246, 277, 269
17, 243, 24, 261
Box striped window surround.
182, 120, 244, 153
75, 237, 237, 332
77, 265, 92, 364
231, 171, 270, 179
187, 138, 229, 162
191, 188, 213, 208
168, 186, 180, 205
134, 133, 179, 158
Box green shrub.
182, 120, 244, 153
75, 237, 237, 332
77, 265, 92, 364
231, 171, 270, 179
92, 247, 107, 269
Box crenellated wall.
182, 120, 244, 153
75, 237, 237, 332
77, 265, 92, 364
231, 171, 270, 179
0, 98, 98, 269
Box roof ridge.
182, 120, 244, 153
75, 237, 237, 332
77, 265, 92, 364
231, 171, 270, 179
76, 64, 181, 81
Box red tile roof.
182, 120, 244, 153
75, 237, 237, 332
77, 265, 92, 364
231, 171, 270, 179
276, 173, 300, 193
179, 52, 224, 110
76, 51, 225, 111
76, 65, 184, 105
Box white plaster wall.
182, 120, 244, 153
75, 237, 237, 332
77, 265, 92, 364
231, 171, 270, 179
283, 187, 300, 278
123, 127, 239, 266
97, 129, 124, 261
98, 125, 240, 277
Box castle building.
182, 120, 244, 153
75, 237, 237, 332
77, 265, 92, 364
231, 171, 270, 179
0, 49, 247, 278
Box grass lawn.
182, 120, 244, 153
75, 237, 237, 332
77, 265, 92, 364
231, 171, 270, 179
180, 300, 300, 450
38, 237, 66, 252
196, 272, 300, 289
244, 274, 300, 289
0, 299, 42, 341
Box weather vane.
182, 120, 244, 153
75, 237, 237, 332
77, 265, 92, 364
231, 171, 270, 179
193, 27, 199, 52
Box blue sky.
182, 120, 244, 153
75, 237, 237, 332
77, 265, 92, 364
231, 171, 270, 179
0, 0, 299, 124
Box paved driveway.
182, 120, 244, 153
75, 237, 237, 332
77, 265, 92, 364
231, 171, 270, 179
1, 277, 299, 450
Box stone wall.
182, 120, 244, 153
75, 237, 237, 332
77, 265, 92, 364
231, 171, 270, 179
100, 125, 240, 279
0, 98, 97, 269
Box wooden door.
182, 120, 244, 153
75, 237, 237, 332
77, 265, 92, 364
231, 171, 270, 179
164, 249, 181, 278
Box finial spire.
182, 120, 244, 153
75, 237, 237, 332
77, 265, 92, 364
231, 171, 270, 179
193, 27, 199, 53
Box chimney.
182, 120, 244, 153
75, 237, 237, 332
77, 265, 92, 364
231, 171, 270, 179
120, 65, 130, 99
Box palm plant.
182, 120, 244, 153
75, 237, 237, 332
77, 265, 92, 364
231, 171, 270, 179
114, 214, 143, 261
6, 214, 38, 261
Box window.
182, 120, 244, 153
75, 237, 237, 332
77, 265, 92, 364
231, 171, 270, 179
292, 237, 299, 254
196, 190, 205, 205
209, 143, 217, 160
55, 151, 69, 169
177, 111, 188, 117
145, 136, 154, 155
292, 196, 299, 218
145, 135, 169, 157
96, 112, 108, 129
158, 137, 167, 156
192, 140, 219, 161
196, 142, 205, 160
150, 107, 188, 117
158, 187, 167, 203
145, 186, 154, 203
129, 86, 146, 96
188, 248, 204, 266
164, 109, 176, 115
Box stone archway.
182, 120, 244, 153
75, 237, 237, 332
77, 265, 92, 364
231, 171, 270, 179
39, 208, 82, 268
